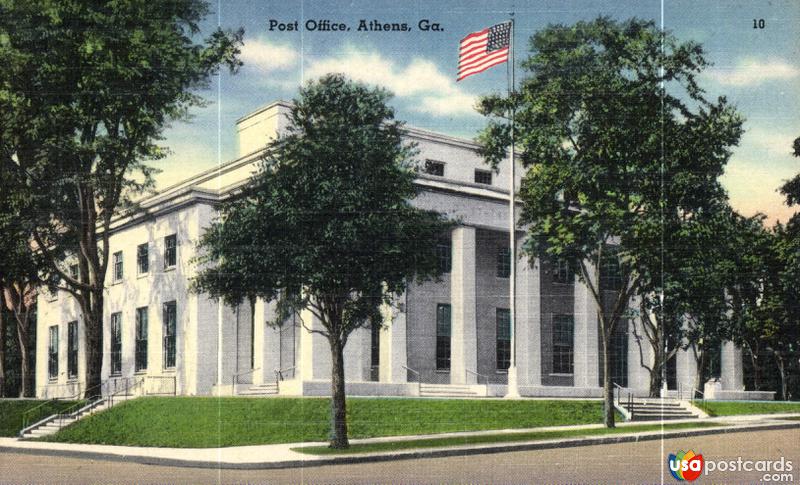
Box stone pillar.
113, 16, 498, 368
343, 326, 370, 381
516, 249, 541, 387
720, 341, 744, 391
379, 292, 408, 383
676, 344, 698, 396
573, 263, 600, 389
253, 298, 281, 385
450, 226, 478, 385
627, 309, 653, 396
299, 307, 331, 381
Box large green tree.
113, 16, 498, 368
0, 0, 242, 398
193, 74, 453, 448
477, 17, 743, 426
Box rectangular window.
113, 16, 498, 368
48, 325, 58, 379
137, 243, 149, 274
68, 264, 79, 280
370, 320, 380, 367
436, 237, 451, 274
552, 315, 574, 374
496, 308, 511, 370
110, 312, 122, 375
424, 160, 445, 177
435, 304, 451, 370
163, 301, 177, 369
600, 249, 623, 291
474, 169, 492, 185
496, 246, 511, 278
164, 235, 177, 268
135, 307, 148, 372
112, 251, 123, 282
553, 257, 574, 284
67, 321, 78, 378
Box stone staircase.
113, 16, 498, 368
20, 395, 137, 439
419, 383, 486, 398
236, 383, 279, 396
618, 398, 700, 421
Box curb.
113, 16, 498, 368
1, 421, 798, 470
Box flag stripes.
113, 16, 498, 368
457, 22, 511, 81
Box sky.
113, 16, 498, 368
153, 0, 800, 226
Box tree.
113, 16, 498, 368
193, 74, 452, 448
477, 17, 743, 426
0, 1, 242, 398
780, 136, 800, 227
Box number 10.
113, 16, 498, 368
753, 18, 765, 29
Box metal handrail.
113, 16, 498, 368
466, 369, 490, 397
232, 368, 261, 395
22, 384, 86, 431
274, 366, 296, 385
690, 387, 706, 412
144, 375, 177, 396
401, 365, 421, 395
612, 382, 633, 420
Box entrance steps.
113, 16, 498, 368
617, 398, 701, 421
419, 383, 486, 398
236, 383, 279, 396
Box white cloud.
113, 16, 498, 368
742, 127, 797, 158
240, 38, 298, 72
706, 57, 799, 87
304, 46, 479, 117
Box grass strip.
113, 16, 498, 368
697, 401, 800, 417
0, 399, 84, 437
293, 421, 725, 455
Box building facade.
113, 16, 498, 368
35, 101, 766, 400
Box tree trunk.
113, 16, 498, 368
83, 289, 104, 398
329, 335, 349, 448
775, 354, 787, 401
16, 319, 31, 397
0, 308, 5, 397
750, 352, 761, 391
693, 346, 705, 395
648, 364, 663, 398
601, 329, 615, 428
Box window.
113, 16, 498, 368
424, 160, 445, 177
436, 237, 451, 273
552, 315, 574, 374
164, 235, 177, 269
110, 312, 122, 375
435, 304, 451, 370
67, 321, 78, 378
135, 307, 148, 372
370, 320, 380, 368
496, 246, 511, 278
68, 264, 79, 280
137, 243, 149, 274
48, 326, 58, 380
496, 308, 511, 370
163, 301, 177, 369
112, 251, 123, 282
609, 321, 628, 387
474, 169, 492, 185
600, 250, 623, 291
552, 258, 574, 284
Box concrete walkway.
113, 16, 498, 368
1, 413, 798, 470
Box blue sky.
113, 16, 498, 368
153, 0, 800, 225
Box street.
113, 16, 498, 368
1, 428, 798, 484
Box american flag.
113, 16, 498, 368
457, 22, 511, 81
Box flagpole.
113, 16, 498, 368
505, 13, 520, 399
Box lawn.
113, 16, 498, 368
0, 399, 83, 437
294, 421, 725, 455
42, 397, 607, 448
698, 400, 800, 417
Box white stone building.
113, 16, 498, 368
35, 101, 766, 400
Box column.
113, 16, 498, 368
253, 298, 281, 385
343, 326, 370, 381
720, 341, 744, 391
379, 292, 408, 383
676, 345, 698, 395
627, 308, 653, 395
299, 306, 331, 381
573, 262, 600, 388
515, 249, 541, 387
450, 226, 477, 385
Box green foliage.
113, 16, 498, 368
193, 74, 452, 336
41, 396, 606, 447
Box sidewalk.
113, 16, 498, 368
1, 414, 798, 470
